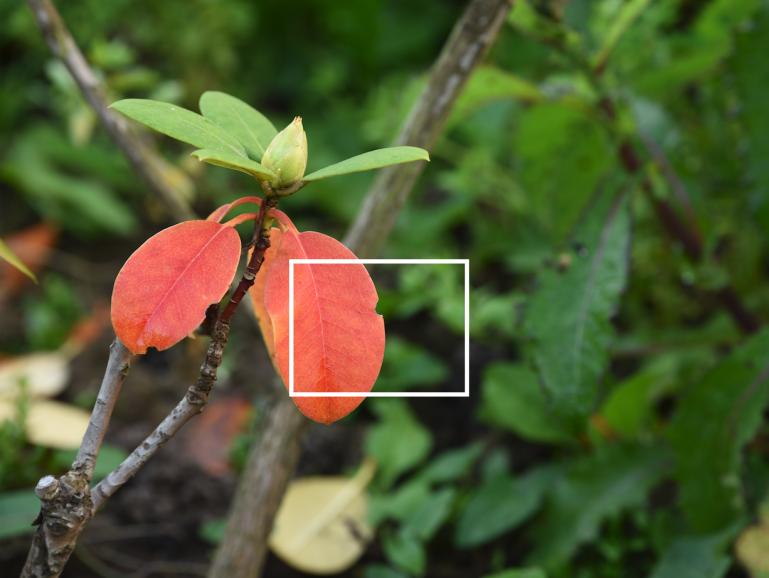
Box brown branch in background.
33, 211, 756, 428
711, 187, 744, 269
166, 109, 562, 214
26, 0, 196, 222
208, 1, 514, 576
346, 0, 515, 258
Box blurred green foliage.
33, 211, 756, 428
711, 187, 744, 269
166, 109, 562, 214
3, 0, 769, 576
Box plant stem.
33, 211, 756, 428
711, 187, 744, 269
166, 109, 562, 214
26, 0, 196, 222
208, 2, 514, 577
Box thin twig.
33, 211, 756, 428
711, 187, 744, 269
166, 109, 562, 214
26, 0, 195, 222
73, 340, 134, 480
208, 2, 514, 577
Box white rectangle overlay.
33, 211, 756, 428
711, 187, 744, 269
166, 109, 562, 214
288, 259, 470, 398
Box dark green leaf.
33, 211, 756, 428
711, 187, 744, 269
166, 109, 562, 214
199, 91, 277, 160
524, 188, 631, 422
455, 467, 555, 548
480, 363, 575, 444
191, 149, 276, 181
364, 565, 410, 578
303, 146, 429, 181
383, 528, 426, 576
483, 570, 547, 578
648, 530, 735, 578
528, 444, 668, 568
0, 490, 39, 539
376, 338, 449, 392
669, 329, 769, 532
417, 443, 484, 484
402, 488, 456, 541
366, 399, 432, 489
111, 99, 246, 157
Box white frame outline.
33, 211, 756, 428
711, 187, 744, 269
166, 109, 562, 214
288, 258, 470, 398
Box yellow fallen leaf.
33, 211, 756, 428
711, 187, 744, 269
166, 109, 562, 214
737, 523, 769, 576
269, 460, 376, 575
0, 351, 71, 399
0, 399, 89, 449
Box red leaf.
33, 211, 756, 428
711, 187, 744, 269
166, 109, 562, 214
111, 221, 241, 354
207, 195, 262, 222
254, 226, 385, 424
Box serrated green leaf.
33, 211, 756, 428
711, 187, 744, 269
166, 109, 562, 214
303, 146, 429, 182
455, 467, 556, 549
524, 188, 631, 422
669, 329, 769, 532
191, 149, 276, 181
480, 363, 575, 444
199, 91, 277, 160
528, 444, 668, 568
0, 239, 36, 282
111, 99, 246, 157
0, 490, 39, 539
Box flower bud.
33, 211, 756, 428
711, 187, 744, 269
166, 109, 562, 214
262, 116, 307, 189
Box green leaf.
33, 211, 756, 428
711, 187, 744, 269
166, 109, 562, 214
0, 239, 36, 282
364, 565, 410, 578
450, 66, 543, 125
648, 530, 735, 578
111, 99, 246, 157
592, 0, 654, 71
199, 518, 226, 544
376, 337, 449, 392
528, 444, 668, 568
480, 363, 575, 444
524, 187, 631, 422
370, 480, 431, 526
402, 488, 456, 541
383, 528, 426, 576
303, 146, 429, 181
199, 91, 277, 160
416, 442, 484, 484
669, 329, 769, 532
0, 490, 39, 539
366, 399, 432, 489
455, 467, 555, 548
483, 570, 547, 578
191, 149, 276, 181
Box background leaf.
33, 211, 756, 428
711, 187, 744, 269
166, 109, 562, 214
524, 187, 631, 423
303, 146, 429, 181
669, 329, 769, 532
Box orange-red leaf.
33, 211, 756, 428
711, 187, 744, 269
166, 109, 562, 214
111, 220, 241, 354
255, 227, 385, 424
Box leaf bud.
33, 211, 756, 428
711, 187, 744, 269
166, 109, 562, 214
262, 116, 308, 190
